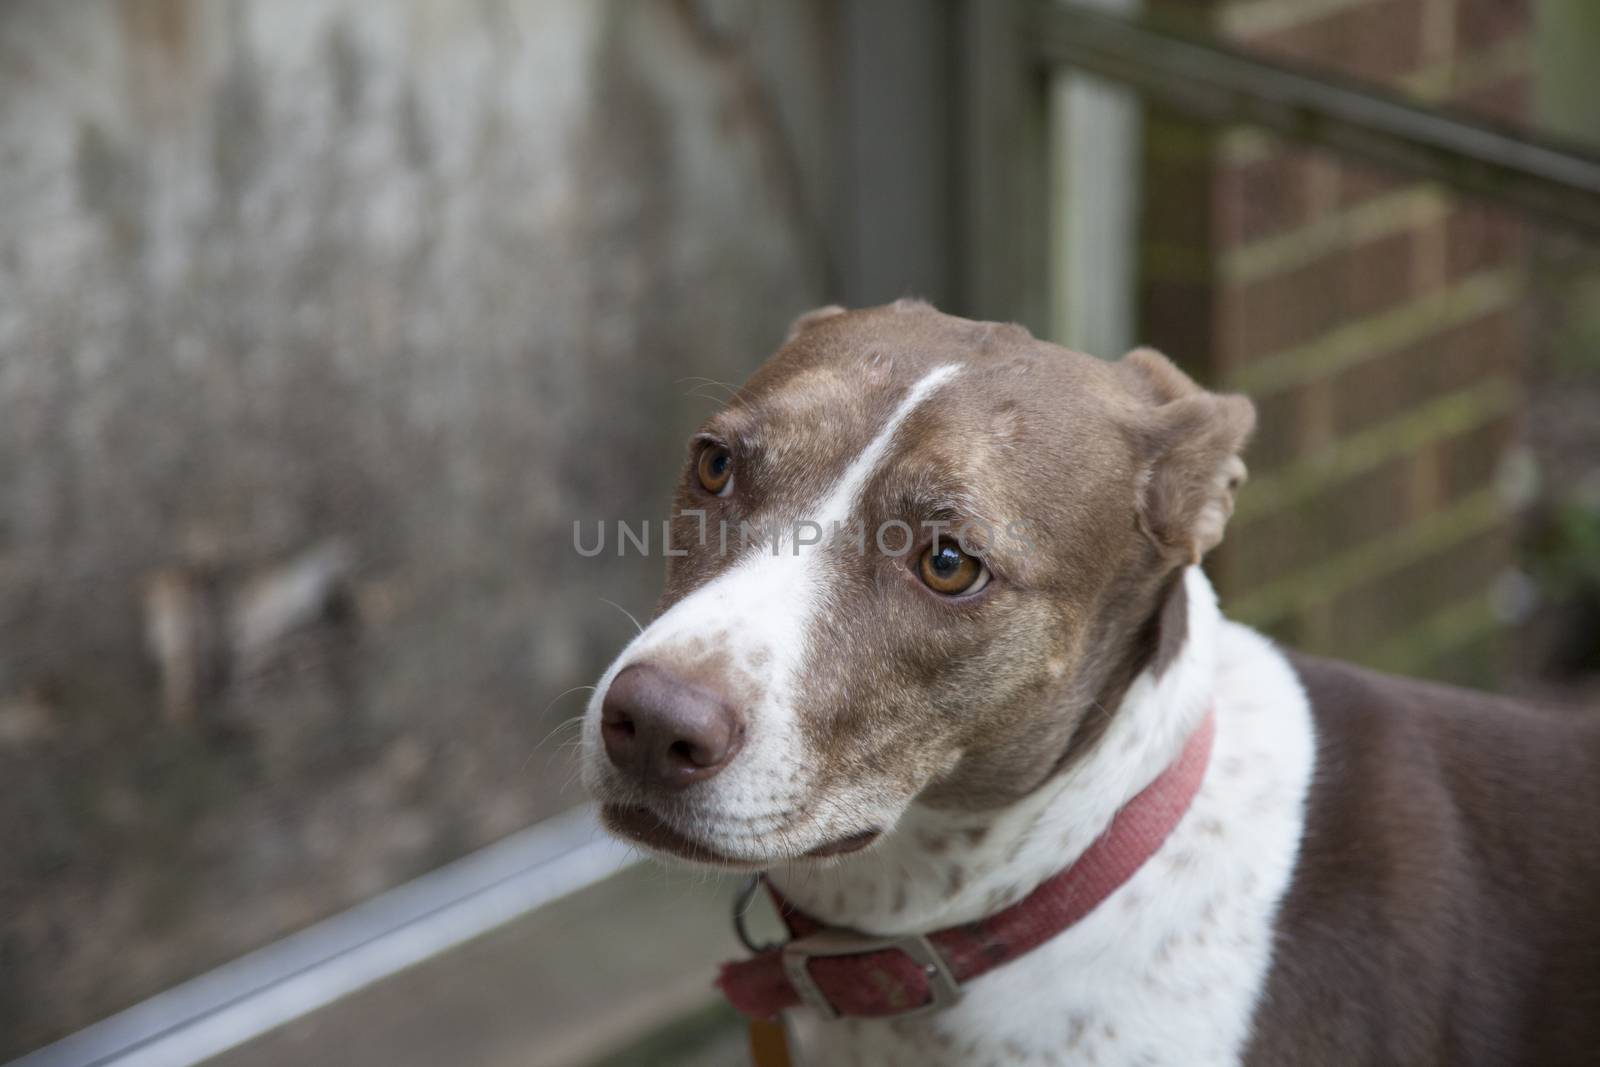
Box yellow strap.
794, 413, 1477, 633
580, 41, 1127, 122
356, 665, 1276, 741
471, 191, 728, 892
747, 1018, 792, 1067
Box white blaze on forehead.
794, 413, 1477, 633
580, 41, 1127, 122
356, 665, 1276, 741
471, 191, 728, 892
634, 361, 962, 630
586, 363, 963, 837
810, 362, 963, 531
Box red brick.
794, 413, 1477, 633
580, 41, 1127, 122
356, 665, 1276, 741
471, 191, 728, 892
1241, 10, 1342, 65
1337, 162, 1411, 207
1329, 306, 1521, 435
1344, 229, 1418, 318
1322, 522, 1513, 657
1250, 378, 1338, 473
1141, 0, 1531, 666
1230, 405, 1514, 598
1456, 0, 1532, 53
1344, 0, 1429, 84
1220, 257, 1343, 363
1436, 411, 1519, 500
1445, 204, 1525, 281
1250, 384, 1309, 473
1216, 150, 1316, 247
1221, 230, 1420, 364
1227, 453, 1417, 592
1242, 0, 1427, 87
1452, 75, 1529, 125
1408, 440, 1446, 515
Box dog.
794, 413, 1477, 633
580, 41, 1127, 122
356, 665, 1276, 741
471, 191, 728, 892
580, 300, 1600, 1066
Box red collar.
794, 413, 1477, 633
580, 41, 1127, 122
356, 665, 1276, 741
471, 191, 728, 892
716, 709, 1216, 1021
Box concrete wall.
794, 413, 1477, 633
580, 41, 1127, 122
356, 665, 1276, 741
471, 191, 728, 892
0, 0, 830, 1053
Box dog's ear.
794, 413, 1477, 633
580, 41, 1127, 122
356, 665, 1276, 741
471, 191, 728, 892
1119, 347, 1256, 565
784, 304, 846, 343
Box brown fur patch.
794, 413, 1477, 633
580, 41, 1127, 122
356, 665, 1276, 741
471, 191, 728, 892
1245, 655, 1600, 1066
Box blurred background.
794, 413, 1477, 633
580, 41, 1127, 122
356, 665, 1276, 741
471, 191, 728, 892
1, 1, 1597, 1064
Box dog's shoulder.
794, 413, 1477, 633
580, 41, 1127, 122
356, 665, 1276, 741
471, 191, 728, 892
1244, 650, 1600, 1067
1287, 649, 1600, 826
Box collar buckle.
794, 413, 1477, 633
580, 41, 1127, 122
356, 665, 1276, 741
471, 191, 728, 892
779, 928, 961, 1020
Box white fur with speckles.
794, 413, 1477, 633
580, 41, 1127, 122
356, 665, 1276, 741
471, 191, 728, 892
778, 568, 1316, 1067
581, 365, 962, 859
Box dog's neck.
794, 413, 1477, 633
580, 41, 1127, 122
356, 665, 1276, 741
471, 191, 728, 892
766, 566, 1220, 936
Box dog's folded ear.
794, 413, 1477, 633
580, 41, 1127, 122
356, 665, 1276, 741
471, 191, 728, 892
784, 304, 847, 343
1118, 347, 1256, 565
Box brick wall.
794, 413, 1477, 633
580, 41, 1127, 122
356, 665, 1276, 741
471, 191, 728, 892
1141, 0, 1534, 683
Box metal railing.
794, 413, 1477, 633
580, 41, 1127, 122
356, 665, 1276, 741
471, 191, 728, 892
7, 809, 635, 1067
1030, 2, 1600, 236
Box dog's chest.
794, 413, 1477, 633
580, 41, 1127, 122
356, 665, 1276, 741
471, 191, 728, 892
785, 626, 1315, 1067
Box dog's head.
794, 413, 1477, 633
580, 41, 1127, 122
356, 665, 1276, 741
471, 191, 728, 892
581, 301, 1253, 866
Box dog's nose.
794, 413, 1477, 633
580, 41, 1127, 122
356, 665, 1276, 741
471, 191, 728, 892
600, 664, 743, 790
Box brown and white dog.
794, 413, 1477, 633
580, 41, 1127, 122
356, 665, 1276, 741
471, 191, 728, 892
580, 300, 1600, 1066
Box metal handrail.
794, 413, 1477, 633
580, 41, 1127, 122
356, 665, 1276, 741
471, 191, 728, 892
1029, 2, 1600, 236
7, 807, 636, 1067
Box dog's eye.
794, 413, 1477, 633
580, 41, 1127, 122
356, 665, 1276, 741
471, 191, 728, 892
696, 444, 734, 495
919, 543, 988, 596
